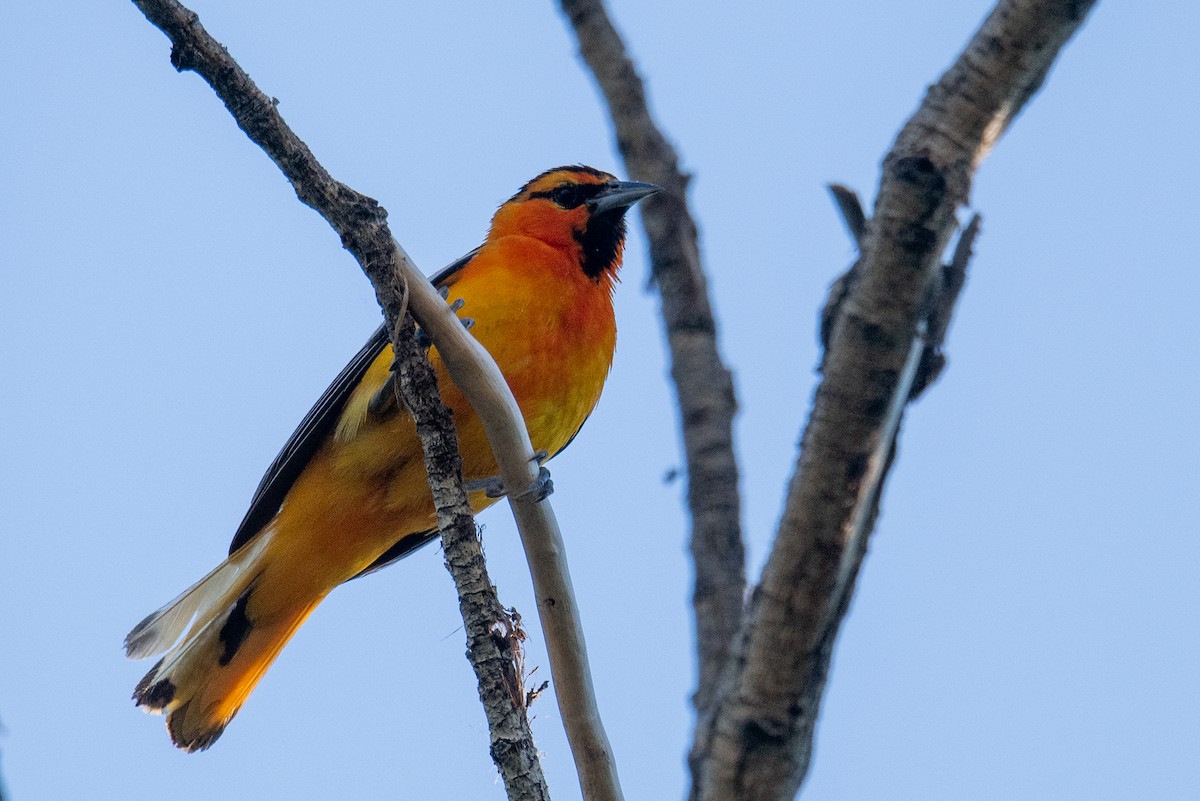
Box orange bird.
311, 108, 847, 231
126, 165, 659, 751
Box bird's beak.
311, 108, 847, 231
588, 180, 663, 215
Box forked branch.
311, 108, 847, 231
690, 2, 1097, 799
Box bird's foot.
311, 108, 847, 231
416, 296, 474, 349
464, 452, 552, 501
518, 466, 554, 502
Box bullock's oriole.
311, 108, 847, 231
126, 165, 659, 751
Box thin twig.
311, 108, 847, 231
827, 183, 868, 248
911, 213, 981, 399
559, 0, 746, 724
819, 185, 866, 357
691, 2, 1097, 800
130, 2, 575, 798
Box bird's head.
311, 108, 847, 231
487, 165, 661, 281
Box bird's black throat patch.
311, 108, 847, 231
577, 211, 628, 280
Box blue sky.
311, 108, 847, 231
2, 2, 1198, 799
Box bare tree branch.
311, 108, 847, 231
390, 311, 550, 800
507, 500, 627, 801
690, 2, 1097, 799
131, 2, 625, 798
559, 0, 746, 722
822, 190, 980, 400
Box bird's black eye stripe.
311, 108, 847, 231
529, 182, 606, 209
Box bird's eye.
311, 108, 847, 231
550, 184, 584, 209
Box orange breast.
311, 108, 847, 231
439, 234, 618, 472
270, 234, 618, 588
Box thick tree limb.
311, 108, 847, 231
690, 2, 1097, 800
559, 0, 746, 722
132, 3, 624, 799
822, 189, 981, 400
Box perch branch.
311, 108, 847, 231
132, 2, 624, 799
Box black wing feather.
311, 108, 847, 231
351, 528, 440, 579
227, 250, 478, 556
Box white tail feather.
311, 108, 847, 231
125, 530, 272, 660
137, 602, 243, 717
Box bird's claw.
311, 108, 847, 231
416, 296, 474, 349
464, 457, 554, 502
518, 466, 554, 502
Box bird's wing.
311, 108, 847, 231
227, 249, 479, 556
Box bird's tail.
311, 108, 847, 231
125, 529, 320, 751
